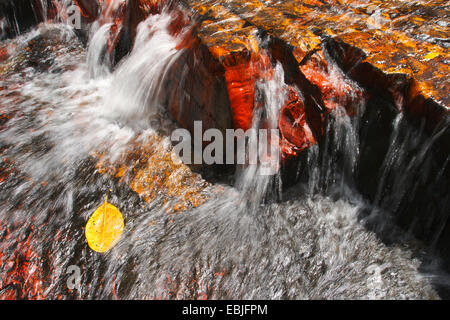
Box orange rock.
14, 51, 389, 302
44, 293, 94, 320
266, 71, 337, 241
89, 0, 166, 65
191, 4, 262, 131
221, 52, 273, 130
195, 0, 448, 112
94, 133, 211, 214
223, 61, 256, 131
87, 0, 447, 160
300, 50, 364, 115
73, 0, 99, 21
0, 226, 47, 299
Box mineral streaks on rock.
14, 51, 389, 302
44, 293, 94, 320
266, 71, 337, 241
94, 133, 212, 214
73, 0, 100, 21
299, 50, 365, 115
337, 29, 447, 103
184, 2, 320, 157
226, 0, 448, 109
192, 4, 262, 131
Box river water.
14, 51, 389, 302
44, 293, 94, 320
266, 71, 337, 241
0, 9, 447, 299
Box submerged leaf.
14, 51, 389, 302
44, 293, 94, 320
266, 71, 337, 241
85, 196, 124, 253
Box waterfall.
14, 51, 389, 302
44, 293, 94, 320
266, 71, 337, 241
87, 23, 113, 78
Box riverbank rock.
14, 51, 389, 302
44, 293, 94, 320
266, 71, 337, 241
0, 0, 46, 40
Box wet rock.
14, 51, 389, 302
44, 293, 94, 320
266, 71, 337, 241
0, 26, 84, 76
279, 87, 316, 158
0, 0, 46, 40
94, 132, 213, 214
73, 0, 100, 22
168, 3, 322, 160
157, 0, 449, 187
189, 3, 262, 131
220, 0, 447, 112
164, 39, 233, 138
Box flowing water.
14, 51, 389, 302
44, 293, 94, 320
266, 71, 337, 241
0, 7, 447, 299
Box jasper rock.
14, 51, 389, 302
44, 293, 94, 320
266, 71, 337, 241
180, 0, 448, 171
211, 0, 448, 112
171, 3, 319, 160
164, 37, 233, 139
94, 132, 213, 214
300, 50, 365, 115
279, 87, 316, 158
73, 0, 100, 21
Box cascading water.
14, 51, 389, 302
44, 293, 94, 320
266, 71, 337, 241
233, 62, 286, 213
87, 23, 113, 78
0, 2, 448, 299
38, 0, 48, 22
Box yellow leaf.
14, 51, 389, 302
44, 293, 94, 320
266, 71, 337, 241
85, 195, 124, 253
424, 52, 440, 61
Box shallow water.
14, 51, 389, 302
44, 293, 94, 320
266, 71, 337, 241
0, 12, 446, 299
